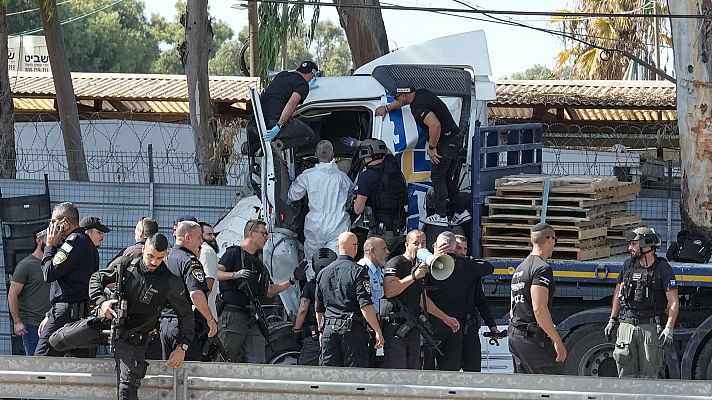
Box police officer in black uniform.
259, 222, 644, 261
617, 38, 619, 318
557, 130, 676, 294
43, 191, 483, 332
382, 229, 459, 369
248, 61, 319, 154
353, 139, 408, 253
293, 248, 338, 365
376, 81, 471, 227
216, 219, 297, 363
161, 220, 217, 360
48, 233, 194, 400
119, 217, 159, 260
508, 222, 567, 374
315, 232, 384, 367
605, 227, 679, 378
35, 202, 99, 357
454, 234, 499, 372
423, 232, 497, 371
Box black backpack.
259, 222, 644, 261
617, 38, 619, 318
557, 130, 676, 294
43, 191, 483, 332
666, 230, 712, 264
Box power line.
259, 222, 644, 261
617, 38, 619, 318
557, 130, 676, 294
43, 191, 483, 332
7, 0, 76, 17
9, 0, 128, 37
257, 0, 708, 20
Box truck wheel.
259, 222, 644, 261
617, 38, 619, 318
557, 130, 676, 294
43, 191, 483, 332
693, 336, 712, 379
563, 324, 618, 377
266, 321, 301, 365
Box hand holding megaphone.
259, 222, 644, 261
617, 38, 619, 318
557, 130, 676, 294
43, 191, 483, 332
416, 248, 455, 280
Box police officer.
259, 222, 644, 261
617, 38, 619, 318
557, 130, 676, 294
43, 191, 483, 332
161, 220, 217, 360
35, 202, 99, 357
258, 61, 320, 153
216, 219, 297, 363
315, 232, 384, 367
376, 81, 471, 227
293, 248, 338, 365
454, 234, 499, 372
422, 231, 497, 371
119, 217, 159, 260
48, 234, 194, 400
605, 227, 678, 378
508, 222, 567, 374
382, 229, 459, 369
353, 139, 408, 253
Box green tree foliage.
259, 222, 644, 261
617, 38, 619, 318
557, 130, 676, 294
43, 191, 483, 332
311, 20, 352, 76
147, 0, 234, 75
7, 0, 159, 73
507, 64, 570, 80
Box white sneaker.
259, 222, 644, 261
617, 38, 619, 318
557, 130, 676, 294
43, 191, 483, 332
424, 214, 449, 227
451, 210, 472, 225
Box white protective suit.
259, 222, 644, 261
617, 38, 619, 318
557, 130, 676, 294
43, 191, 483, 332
288, 159, 352, 268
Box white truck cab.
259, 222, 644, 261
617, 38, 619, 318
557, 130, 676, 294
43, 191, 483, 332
215, 30, 497, 317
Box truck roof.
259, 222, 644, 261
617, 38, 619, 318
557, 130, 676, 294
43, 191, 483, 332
302, 76, 385, 105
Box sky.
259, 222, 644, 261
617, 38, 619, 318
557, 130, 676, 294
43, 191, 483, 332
144, 0, 575, 79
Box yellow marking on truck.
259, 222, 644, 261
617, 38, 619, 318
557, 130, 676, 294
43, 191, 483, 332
400, 150, 431, 183
675, 275, 712, 282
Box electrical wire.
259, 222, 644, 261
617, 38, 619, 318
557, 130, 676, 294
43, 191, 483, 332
7, 0, 76, 17
9, 0, 128, 37
259, 0, 708, 20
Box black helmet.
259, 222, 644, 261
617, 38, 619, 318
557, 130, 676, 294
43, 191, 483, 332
312, 247, 337, 275
358, 139, 388, 160
630, 226, 661, 248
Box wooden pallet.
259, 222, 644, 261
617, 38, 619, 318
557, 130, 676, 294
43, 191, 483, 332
482, 235, 608, 250
487, 202, 627, 221
481, 223, 608, 241
608, 214, 642, 228
482, 244, 611, 261
486, 194, 636, 209
481, 215, 605, 229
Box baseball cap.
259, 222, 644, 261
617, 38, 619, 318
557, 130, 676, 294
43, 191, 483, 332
80, 216, 111, 233
296, 61, 319, 74
391, 80, 416, 97
174, 215, 198, 226
34, 227, 48, 238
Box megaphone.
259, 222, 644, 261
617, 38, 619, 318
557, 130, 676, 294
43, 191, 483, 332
416, 248, 454, 280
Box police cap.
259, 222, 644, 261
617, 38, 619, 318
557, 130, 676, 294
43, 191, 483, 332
391, 80, 415, 97
312, 247, 337, 275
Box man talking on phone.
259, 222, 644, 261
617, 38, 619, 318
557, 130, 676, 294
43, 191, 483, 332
35, 202, 100, 357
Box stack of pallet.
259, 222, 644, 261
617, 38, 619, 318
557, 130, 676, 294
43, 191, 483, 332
481, 175, 641, 261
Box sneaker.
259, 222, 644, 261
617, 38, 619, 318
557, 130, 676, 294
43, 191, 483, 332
451, 210, 472, 225
424, 214, 449, 227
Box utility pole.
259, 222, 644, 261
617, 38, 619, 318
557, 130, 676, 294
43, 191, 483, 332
669, 2, 712, 239
248, 0, 259, 77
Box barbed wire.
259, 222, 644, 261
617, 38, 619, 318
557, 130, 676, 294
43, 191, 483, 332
11, 112, 250, 185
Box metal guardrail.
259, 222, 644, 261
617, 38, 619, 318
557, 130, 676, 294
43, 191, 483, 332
1, 356, 712, 399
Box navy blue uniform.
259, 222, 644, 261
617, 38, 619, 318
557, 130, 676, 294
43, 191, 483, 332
315, 255, 373, 367
297, 280, 320, 365
35, 228, 99, 356
161, 245, 208, 360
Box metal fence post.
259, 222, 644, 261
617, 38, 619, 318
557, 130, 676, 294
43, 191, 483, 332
148, 144, 155, 218
667, 160, 673, 247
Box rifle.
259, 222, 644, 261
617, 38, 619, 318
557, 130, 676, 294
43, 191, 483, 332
102, 261, 128, 352
238, 280, 270, 341
392, 298, 443, 356
201, 335, 232, 362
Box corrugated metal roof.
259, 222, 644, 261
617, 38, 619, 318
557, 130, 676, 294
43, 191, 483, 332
10, 72, 259, 102
493, 80, 676, 108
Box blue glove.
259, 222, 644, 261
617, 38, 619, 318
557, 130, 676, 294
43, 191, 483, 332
308, 76, 319, 90
264, 125, 281, 141
341, 137, 360, 149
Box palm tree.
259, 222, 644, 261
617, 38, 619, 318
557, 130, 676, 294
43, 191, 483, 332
553, 0, 671, 80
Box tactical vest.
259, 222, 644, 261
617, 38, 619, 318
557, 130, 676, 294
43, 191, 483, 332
370, 155, 407, 222
619, 258, 667, 312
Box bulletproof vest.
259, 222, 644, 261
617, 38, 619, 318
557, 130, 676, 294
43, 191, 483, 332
370, 155, 407, 216
620, 258, 667, 312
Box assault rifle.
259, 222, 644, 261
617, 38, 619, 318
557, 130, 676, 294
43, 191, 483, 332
392, 298, 443, 356
238, 280, 270, 340
102, 261, 128, 352
202, 335, 232, 362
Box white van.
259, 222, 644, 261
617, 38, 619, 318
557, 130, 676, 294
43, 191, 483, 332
215, 30, 497, 317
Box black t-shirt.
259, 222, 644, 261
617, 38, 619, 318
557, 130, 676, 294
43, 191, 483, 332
218, 246, 270, 307
260, 71, 309, 124
409, 89, 460, 141
425, 256, 486, 323
300, 280, 317, 325
509, 254, 555, 328
315, 255, 372, 318
384, 255, 422, 316
617, 257, 677, 320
